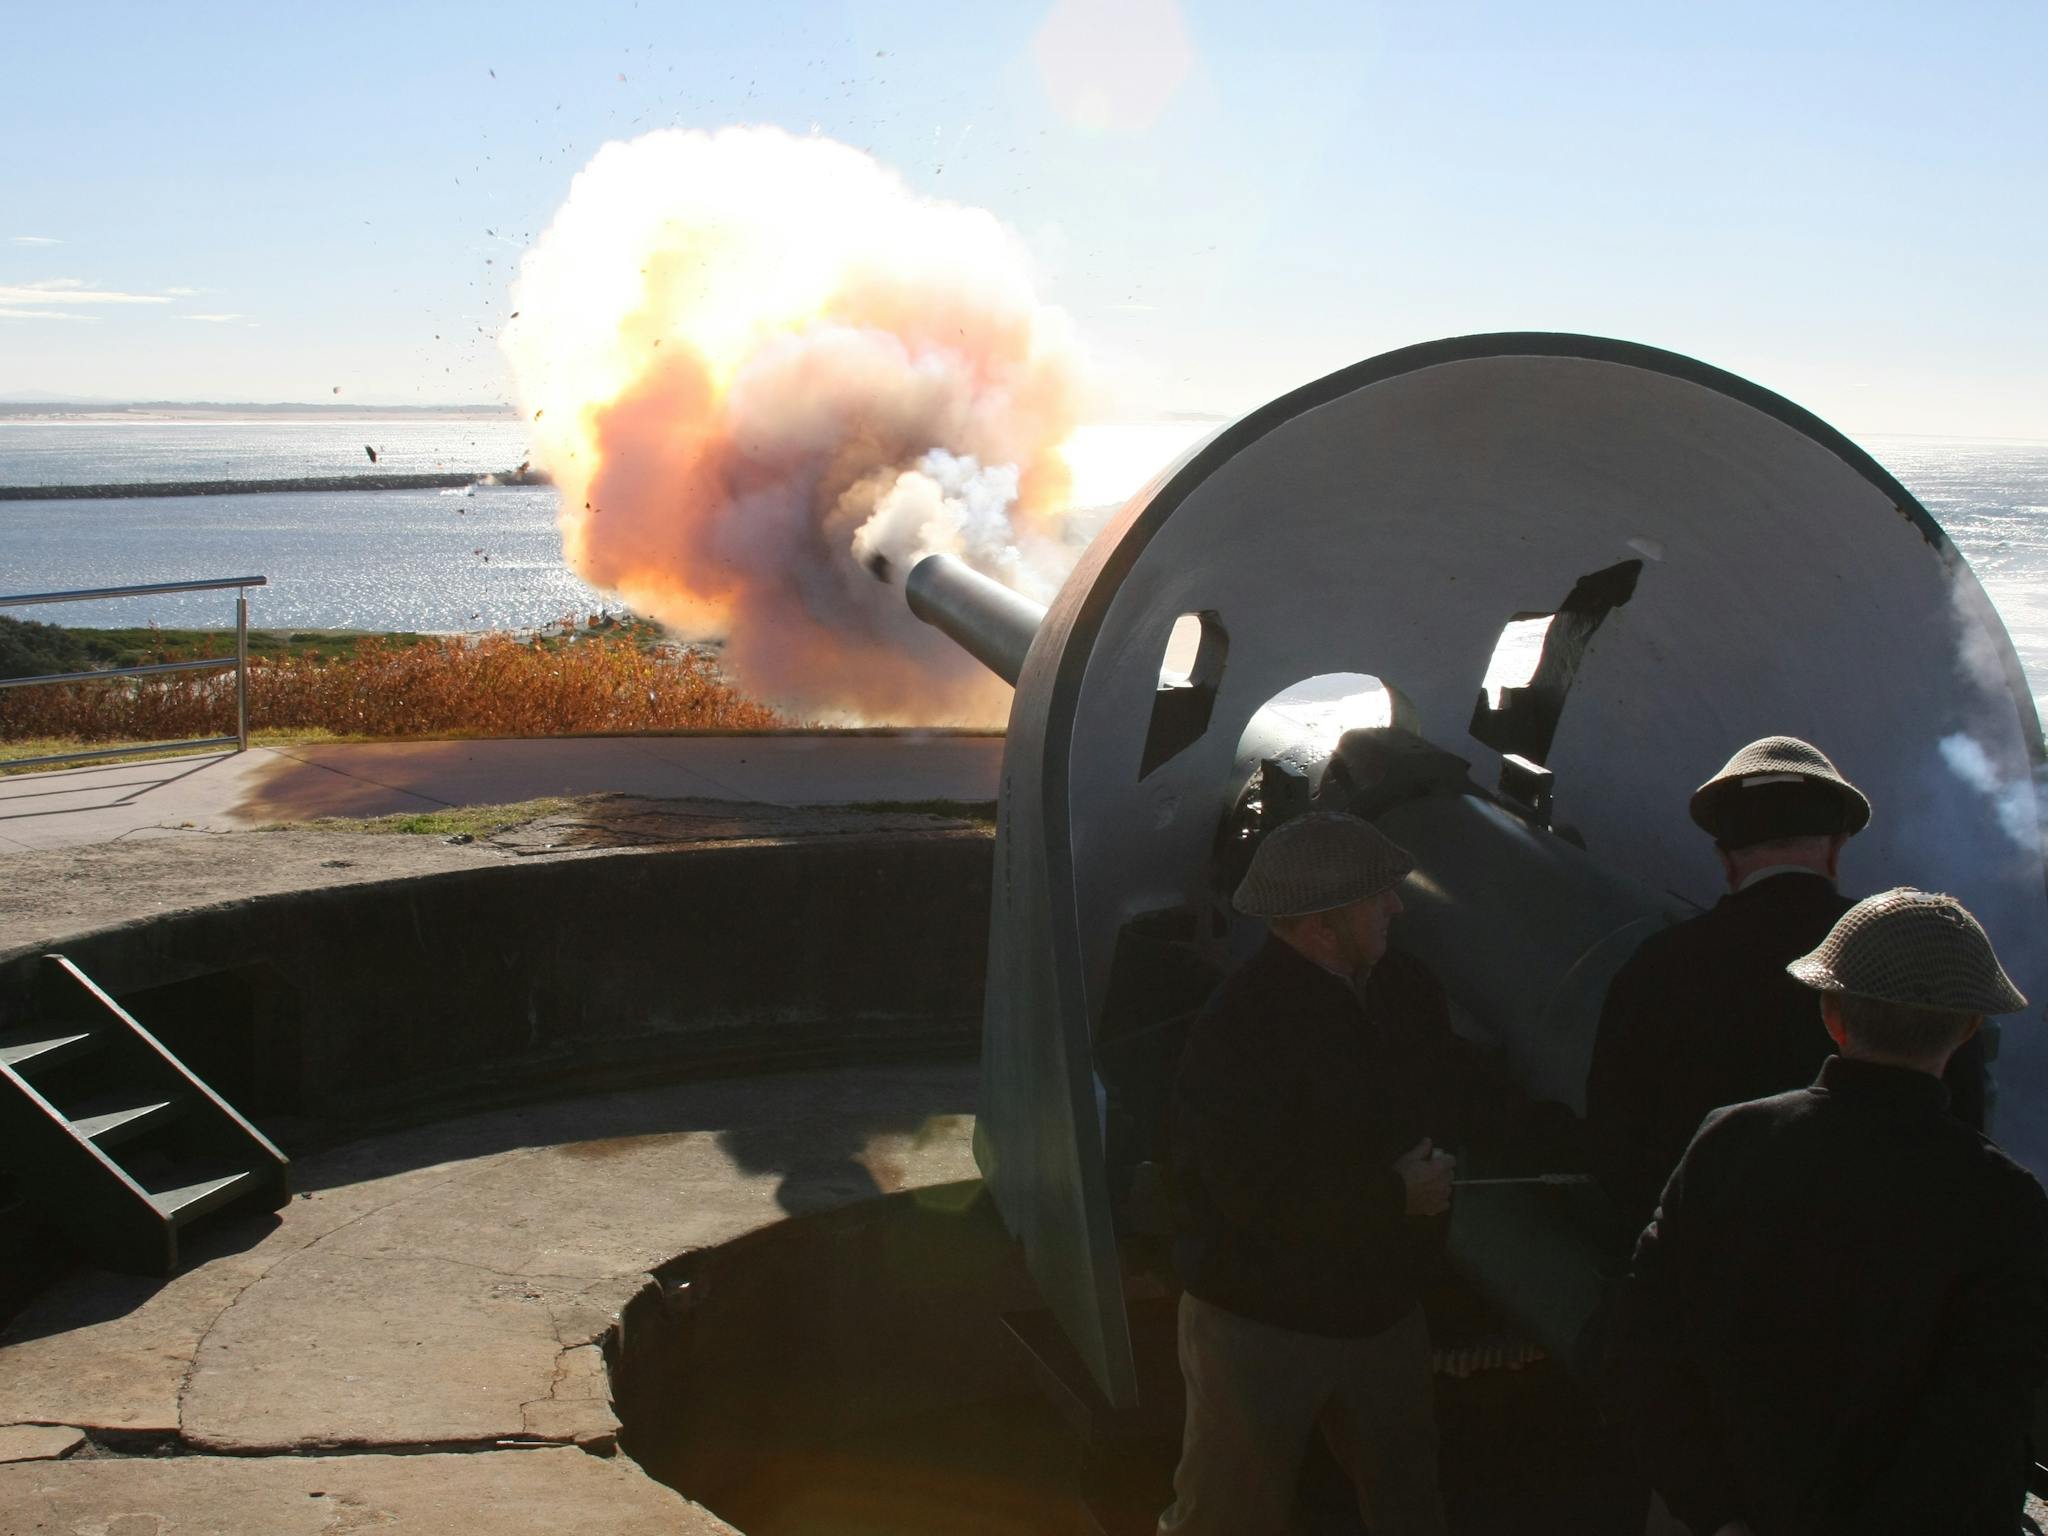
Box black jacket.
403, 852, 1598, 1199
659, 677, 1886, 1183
1167, 935, 1525, 1338
1602, 1057, 2048, 1536
1587, 872, 1984, 1235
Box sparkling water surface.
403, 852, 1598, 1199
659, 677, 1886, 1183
0, 416, 600, 632
0, 414, 532, 486
0, 484, 607, 633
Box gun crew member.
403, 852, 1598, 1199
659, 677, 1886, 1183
1588, 735, 1986, 1236
1603, 887, 2048, 1536
1160, 810, 1557, 1536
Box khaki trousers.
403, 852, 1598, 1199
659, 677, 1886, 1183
1156, 1293, 1448, 1536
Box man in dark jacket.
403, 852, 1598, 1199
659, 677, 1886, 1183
1603, 888, 2048, 1536
1157, 811, 1467, 1536
1587, 735, 1993, 1236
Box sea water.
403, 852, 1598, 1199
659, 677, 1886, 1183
0, 417, 2043, 720
0, 414, 534, 486
0, 414, 600, 633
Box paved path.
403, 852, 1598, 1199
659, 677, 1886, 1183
0, 1059, 980, 1534
0, 733, 1004, 851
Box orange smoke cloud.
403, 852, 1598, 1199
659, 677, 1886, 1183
501, 127, 1087, 724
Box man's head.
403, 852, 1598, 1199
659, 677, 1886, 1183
1233, 811, 1414, 977
1788, 887, 2028, 1073
1689, 736, 1870, 889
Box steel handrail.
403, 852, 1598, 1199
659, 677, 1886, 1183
0, 576, 269, 770
0, 576, 269, 607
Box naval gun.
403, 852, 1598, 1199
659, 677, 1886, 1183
900, 333, 2048, 1413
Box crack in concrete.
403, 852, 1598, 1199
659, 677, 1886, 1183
327, 1249, 604, 1289
172, 1276, 267, 1433
289, 1162, 490, 1262
162, 1142, 651, 1462
83, 1428, 568, 1461
173, 1163, 486, 1437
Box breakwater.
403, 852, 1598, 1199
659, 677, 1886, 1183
0, 469, 551, 501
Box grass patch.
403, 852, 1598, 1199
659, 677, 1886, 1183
71, 627, 440, 665
1, 617, 438, 678
302, 796, 580, 838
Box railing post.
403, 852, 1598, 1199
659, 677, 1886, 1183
0, 576, 269, 771
235, 589, 250, 752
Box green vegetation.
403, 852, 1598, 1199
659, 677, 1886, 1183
0, 618, 129, 681
0, 616, 437, 680
296, 797, 579, 838
526, 615, 669, 653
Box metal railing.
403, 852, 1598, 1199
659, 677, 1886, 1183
0, 576, 270, 770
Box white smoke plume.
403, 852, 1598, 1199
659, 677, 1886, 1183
1938, 732, 2043, 851
501, 126, 1089, 723
1936, 561, 2048, 853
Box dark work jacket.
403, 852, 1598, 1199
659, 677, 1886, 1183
1586, 872, 1985, 1235
1168, 935, 1521, 1338
1602, 1058, 2048, 1536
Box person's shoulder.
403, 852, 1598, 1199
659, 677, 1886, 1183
1657, 1088, 1817, 1204
1743, 870, 1851, 909
1724, 872, 1853, 937
1614, 902, 1729, 972
1207, 935, 1300, 1004
1621, 912, 1695, 964
1185, 939, 1298, 1044
1371, 945, 1447, 1007
1956, 1132, 2048, 1222
1599, 918, 1690, 1006
1691, 1083, 1819, 1145
1622, 875, 1847, 978
1932, 1135, 2048, 1272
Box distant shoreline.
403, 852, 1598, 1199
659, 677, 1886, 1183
0, 469, 552, 501
0, 402, 516, 420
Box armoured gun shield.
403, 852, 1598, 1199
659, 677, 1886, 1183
912, 332, 2048, 1407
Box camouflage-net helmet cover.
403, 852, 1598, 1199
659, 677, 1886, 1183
1787, 886, 2027, 1015
1689, 735, 1871, 845
1233, 811, 1414, 919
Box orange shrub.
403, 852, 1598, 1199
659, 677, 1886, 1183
0, 634, 781, 742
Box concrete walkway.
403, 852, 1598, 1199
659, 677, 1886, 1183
0, 1058, 980, 1534
0, 733, 1004, 851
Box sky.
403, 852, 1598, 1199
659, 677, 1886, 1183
3, 0, 2044, 439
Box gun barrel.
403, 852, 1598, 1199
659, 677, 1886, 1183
904, 554, 1046, 687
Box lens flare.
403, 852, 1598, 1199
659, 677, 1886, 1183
502, 127, 1088, 723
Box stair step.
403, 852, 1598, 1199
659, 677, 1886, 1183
0, 1029, 97, 1073
146, 1170, 255, 1226
68, 1097, 180, 1147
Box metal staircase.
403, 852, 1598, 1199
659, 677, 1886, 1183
0, 954, 290, 1274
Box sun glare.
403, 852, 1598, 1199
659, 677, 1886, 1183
1056, 420, 1214, 510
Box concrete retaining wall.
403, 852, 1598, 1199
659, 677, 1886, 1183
0, 831, 994, 1138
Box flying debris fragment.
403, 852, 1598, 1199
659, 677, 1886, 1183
364, 445, 378, 463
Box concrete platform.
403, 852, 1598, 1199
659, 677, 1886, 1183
5, 1449, 730, 1535
0, 732, 1003, 851
0, 1058, 979, 1534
